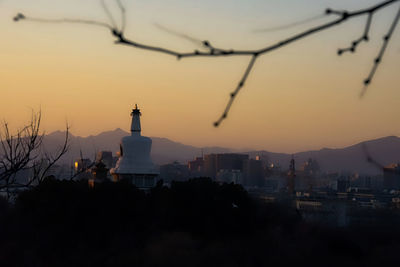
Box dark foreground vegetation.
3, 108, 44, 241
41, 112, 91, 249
0, 178, 400, 267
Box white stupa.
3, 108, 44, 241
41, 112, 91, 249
110, 105, 159, 188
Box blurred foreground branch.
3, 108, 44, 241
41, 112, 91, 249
13, 0, 400, 126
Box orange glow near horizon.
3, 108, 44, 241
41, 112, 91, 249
1, 0, 399, 153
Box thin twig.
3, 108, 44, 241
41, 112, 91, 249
153, 23, 204, 47
13, 13, 112, 30
361, 5, 400, 97
338, 13, 372, 55
253, 14, 327, 33
116, 0, 126, 33
13, 0, 400, 126
362, 143, 385, 170
101, 0, 117, 29
214, 55, 257, 127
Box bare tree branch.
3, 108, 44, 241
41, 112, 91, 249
32, 123, 70, 184
0, 111, 70, 199
68, 151, 96, 182
0, 110, 43, 195
253, 14, 327, 33
116, 0, 126, 33
360, 6, 400, 97
214, 55, 257, 127
153, 23, 204, 47
13, 0, 400, 126
338, 13, 372, 56
101, 0, 117, 29
362, 143, 385, 171
13, 12, 112, 30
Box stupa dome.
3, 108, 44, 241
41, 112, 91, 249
110, 105, 158, 188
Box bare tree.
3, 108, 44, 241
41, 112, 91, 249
13, 0, 400, 126
68, 152, 96, 182
0, 111, 69, 199
31, 125, 70, 184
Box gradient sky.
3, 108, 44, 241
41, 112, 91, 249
1, 0, 399, 153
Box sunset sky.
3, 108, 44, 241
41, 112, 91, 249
1, 0, 399, 153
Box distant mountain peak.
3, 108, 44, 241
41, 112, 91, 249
114, 128, 127, 133
90, 128, 129, 138
47, 130, 73, 138
356, 135, 399, 146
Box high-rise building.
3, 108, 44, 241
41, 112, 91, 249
243, 158, 264, 187
383, 163, 400, 190
204, 154, 217, 178
287, 156, 296, 195
216, 153, 248, 172
203, 153, 249, 180
188, 157, 204, 177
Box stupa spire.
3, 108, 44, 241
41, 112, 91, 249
130, 104, 141, 135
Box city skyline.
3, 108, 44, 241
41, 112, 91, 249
47, 127, 399, 155
1, 0, 399, 153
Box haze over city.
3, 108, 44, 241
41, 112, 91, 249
2, 1, 400, 267
1, 0, 399, 153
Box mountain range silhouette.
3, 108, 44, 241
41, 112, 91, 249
44, 129, 400, 175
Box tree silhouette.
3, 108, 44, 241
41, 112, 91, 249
0, 110, 69, 199
13, 0, 400, 126
0, 177, 399, 266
